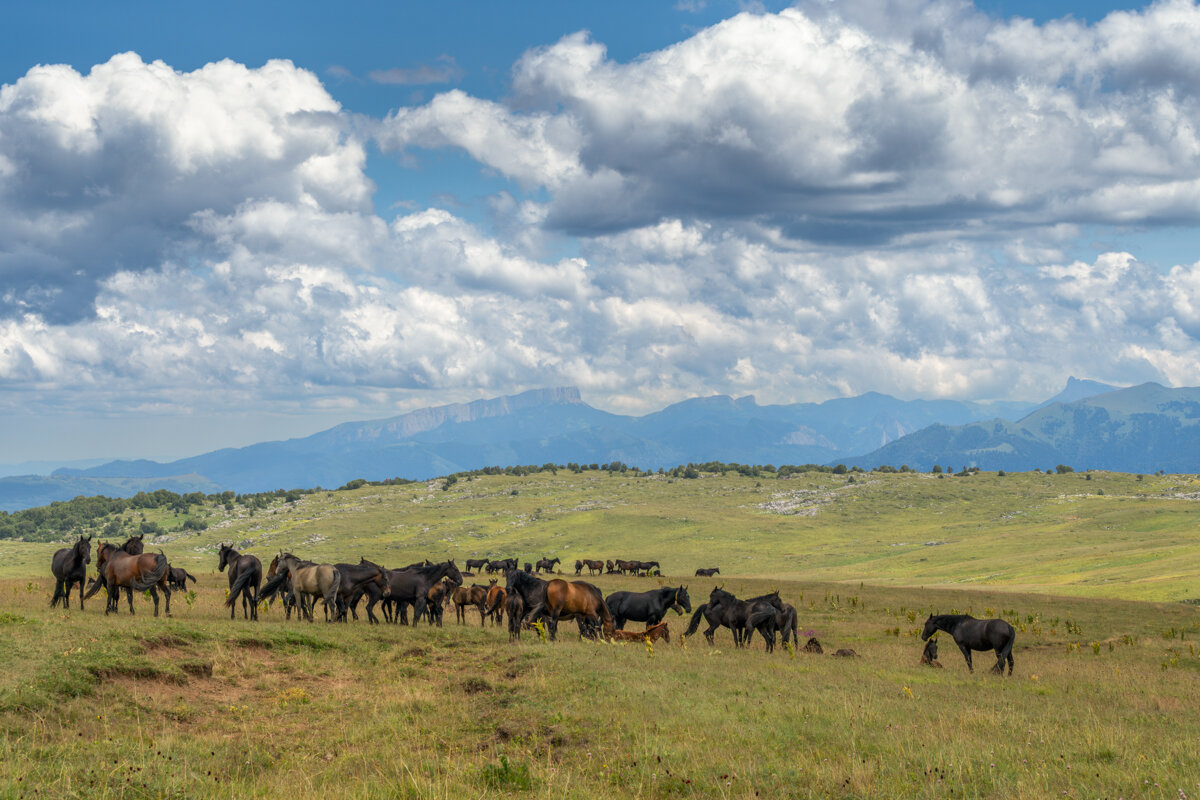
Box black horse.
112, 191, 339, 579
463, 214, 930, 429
605, 586, 691, 629
465, 558, 490, 573
535, 557, 561, 574
683, 587, 782, 647
922, 614, 1016, 675
333, 558, 389, 623
50, 534, 92, 610
695, 567, 720, 577
383, 560, 463, 624
219, 544, 263, 621
747, 601, 799, 653
167, 567, 197, 592
120, 534, 145, 554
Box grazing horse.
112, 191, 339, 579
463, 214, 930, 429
695, 567, 720, 577
535, 557, 561, 574
272, 553, 342, 623
219, 544, 262, 621
92, 542, 172, 616
683, 587, 782, 647
384, 561, 463, 625
606, 560, 617, 574
922, 614, 1016, 675
452, 584, 489, 625
605, 586, 691, 630
611, 621, 671, 644
507, 570, 614, 641
50, 534, 92, 610
166, 567, 197, 592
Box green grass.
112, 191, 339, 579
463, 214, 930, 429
4, 470, 1200, 797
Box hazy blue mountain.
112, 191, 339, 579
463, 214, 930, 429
845, 382, 1200, 473
0, 473, 222, 513
0, 379, 1132, 511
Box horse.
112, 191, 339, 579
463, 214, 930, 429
634, 560, 661, 576
614, 559, 637, 575
271, 552, 342, 623
384, 560, 463, 625
605, 560, 617, 574
261, 553, 315, 620
219, 544, 263, 621
488, 557, 518, 574
605, 586, 691, 629
505, 591, 525, 641
922, 614, 1016, 675
611, 620, 671, 644
452, 584, 489, 625
574, 560, 584, 576
484, 580, 506, 627
583, 559, 605, 576
507, 570, 614, 641
90, 542, 172, 616
921, 638, 943, 668
747, 601, 799, 653
465, 558, 490, 573
424, 579, 453, 627
535, 557, 561, 574
166, 567, 197, 592
50, 534, 92, 610
119, 534, 145, 554
683, 587, 782, 647
695, 567, 720, 577
332, 558, 389, 623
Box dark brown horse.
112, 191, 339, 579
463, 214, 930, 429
91, 542, 172, 617
120, 534, 145, 554
452, 584, 488, 625
695, 567, 720, 577
484, 581, 506, 626
166, 567, 197, 592
219, 544, 262, 621
582, 559, 604, 576
50, 534, 92, 610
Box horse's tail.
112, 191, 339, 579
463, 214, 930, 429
683, 604, 709, 637
259, 571, 288, 603
130, 554, 169, 591
326, 568, 343, 608
999, 623, 1016, 671
183, 570, 197, 585
83, 574, 106, 599
225, 568, 257, 608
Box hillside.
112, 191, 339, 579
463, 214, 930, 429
6, 467, 1200, 602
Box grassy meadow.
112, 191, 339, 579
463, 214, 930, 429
2, 468, 1200, 798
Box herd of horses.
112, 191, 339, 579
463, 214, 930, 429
48, 534, 1018, 673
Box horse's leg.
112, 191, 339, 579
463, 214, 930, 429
992, 649, 1005, 674
478, 602, 486, 627
163, 585, 171, 617
149, 587, 160, 617
958, 643, 973, 672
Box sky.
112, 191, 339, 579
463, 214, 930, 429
4, 0, 1200, 466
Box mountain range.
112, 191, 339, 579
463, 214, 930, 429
6, 376, 1193, 512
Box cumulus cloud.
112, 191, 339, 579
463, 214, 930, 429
378, 1, 1200, 242
0, 53, 369, 322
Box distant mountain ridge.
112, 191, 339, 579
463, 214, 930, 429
0, 378, 1148, 512
846, 382, 1199, 473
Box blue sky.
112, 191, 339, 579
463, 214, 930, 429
3, 0, 1200, 466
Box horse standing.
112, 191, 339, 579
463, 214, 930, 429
219, 544, 262, 621
535, 557, 561, 574
91, 542, 172, 617
683, 587, 782, 647
922, 614, 1016, 675
50, 534, 92, 610
605, 586, 691, 630
507, 570, 614, 641
272, 552, 342, 623
384, 560, 463, 625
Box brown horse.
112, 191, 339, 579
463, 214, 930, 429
611, 620, 670, 644
535, 577, 615, 641
90, 542, 172, 617
484, 581, 506, 627
452, 584, 488, 625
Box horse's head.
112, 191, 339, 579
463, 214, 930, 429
75, 535, 92, 565
921, 614, 937, 641
217, 544, 232, 571
673, 585, 692, 614
443, 559, 463, 585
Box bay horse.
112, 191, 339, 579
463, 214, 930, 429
219, 544, 262, 621
695, 567, 720, 577
922, 614, 1016, 675
605, 586, 691, 629
272, 553, 342, 623
50, 534, 92, 610
91, 542, 172, 616
507, 570, 614, 641
452, 584, 489, 625
583, 559, 604, 576
484, 581, 506, 626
